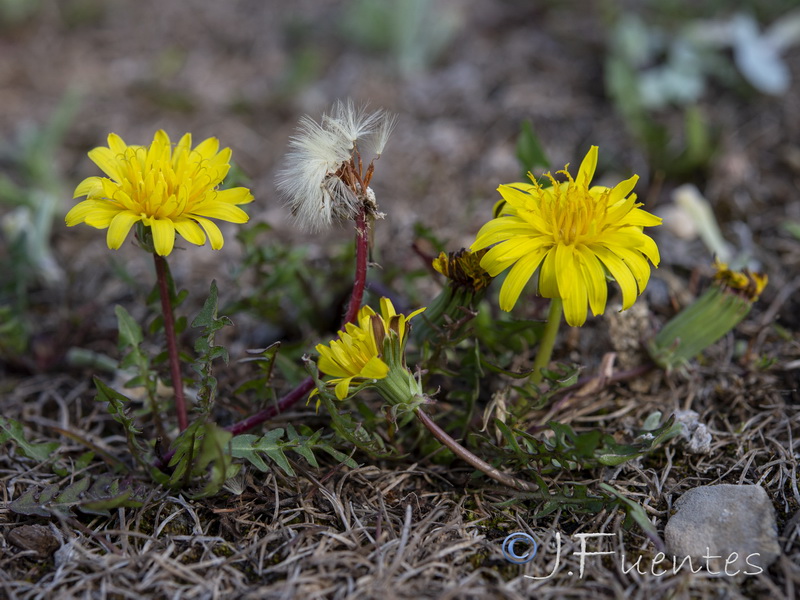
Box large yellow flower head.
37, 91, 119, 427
315, 298, 425, 400
66, 130, 254, 256
471, 146, 661, 326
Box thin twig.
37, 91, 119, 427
415, 407, 539, 492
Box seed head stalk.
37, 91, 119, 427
224, 204, 372, 439
344, 195, 370, 323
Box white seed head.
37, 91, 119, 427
370, 112, 397, 157
324, 100, 384, 147
277, 100, 397, 232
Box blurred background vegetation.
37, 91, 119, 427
1, 0, 798, 388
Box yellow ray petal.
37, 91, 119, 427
106, 211, 141, 249
538, 248, 559, 298
591, 245, 638, 309
66, 200, 109, 227
317, 350, 352, 378
607, 174, 638, 205
106, 133, 128, 156
88, 147, 124, 181
150, 218, 176, 256
194, 137, 221, 159
607, 245, 652, 293
191, 202, 250, 224
472, 216, 535, 249
498, 246, 548, 311
73, 176, 104, 199
576, 246, 608, 317
173, 218, 207, 246
193, 216, 224, 249
174, 133, 193, 160
562, 270, 588, 326
360, 356, 390, 379
215, 187, 254, 205
554, 243, 578, 299
335, 378, 353, 400
84, 203, 125, 228
624, 208, 662, 228
576, 146, 598, 187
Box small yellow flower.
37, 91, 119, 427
315, 298, 425, 400
471, 146, 661, 326
66, 130, 254, 256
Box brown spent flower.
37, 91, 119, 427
432, 248, 492, 292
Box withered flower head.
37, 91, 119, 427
712, 259, 768, 301
432, 248, 492, 292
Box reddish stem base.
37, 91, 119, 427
154, 253, 188, 432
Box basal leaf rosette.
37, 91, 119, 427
314, 298, 425, 410
66, 130, 254, 256
471, 146, 661, 326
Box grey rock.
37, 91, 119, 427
665, 484, 781, 574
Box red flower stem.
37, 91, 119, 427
344, 210, 369, 324
225, 376, 315, 437
225, 209, 371, 437
414, 407, 539, 492
153, 253, 189, 432
153, 209, 371, 470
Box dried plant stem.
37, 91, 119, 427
153, 253, 188, 431
415, 407, 539, 492
224, 208, 371, 438
531, 297, 563, 385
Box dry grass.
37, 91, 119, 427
2, 351, 798, 599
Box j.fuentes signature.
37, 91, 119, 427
502, 532, 764, 578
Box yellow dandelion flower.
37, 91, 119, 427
315, 298, 425, 400
471, 146, 662, 326
66, 130, 254, 256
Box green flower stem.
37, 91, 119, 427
531, 297, 563, 384
153, 253, 188, 432
414, 407, 539, 492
